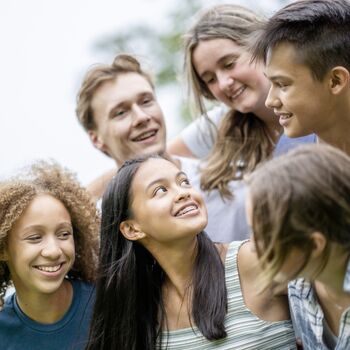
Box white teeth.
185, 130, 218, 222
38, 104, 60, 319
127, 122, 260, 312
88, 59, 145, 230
230, 86, 246, 101
176, 205, 197, 217
280, 114, 292, 120
134, 130, 156, 141
36, 264, 61, 272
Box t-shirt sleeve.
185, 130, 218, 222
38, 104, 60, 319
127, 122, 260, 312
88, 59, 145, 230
180, 106, 225, 158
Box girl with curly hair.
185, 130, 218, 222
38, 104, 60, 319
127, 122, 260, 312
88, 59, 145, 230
0, 161, 99, 350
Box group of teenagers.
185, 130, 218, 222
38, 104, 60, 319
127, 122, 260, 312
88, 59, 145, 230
1, 0, 350, 349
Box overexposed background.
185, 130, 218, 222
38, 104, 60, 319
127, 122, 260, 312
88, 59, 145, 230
0, 0, 288, 185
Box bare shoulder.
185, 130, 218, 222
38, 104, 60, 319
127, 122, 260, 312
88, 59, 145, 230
237, 240, 290, 322
237, 240, 260, 277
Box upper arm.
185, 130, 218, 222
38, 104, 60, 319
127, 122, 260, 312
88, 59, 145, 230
167, 136, 196, 158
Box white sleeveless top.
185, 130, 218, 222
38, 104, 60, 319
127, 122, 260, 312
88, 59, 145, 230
157, 241, 296, 349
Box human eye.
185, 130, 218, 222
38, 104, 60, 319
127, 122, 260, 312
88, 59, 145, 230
202, 73, 216, 85
57, 230, 73, 240
224, 60, 235, 69
113, 109, 126, 118
180, 177, 191, 187
274, 81, 289, 89
142, 95, 154, 105
26, 234, 42, 243
153, 186, 167, 196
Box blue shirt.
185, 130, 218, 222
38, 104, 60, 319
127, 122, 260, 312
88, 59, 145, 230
274, 134, 317, 156
288, 258, 350, 350
0, 279, 95, 350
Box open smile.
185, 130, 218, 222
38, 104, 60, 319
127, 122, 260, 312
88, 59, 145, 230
132, 129, 158, 142
275, 111, 293, 126
230, 85, 246, 101
174, 202, 199, 217
33, 263, 65, 276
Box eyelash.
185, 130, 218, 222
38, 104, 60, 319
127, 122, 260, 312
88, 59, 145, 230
224, 61, 235, 69
154, 186, 167, 196
180, 178, 190, 186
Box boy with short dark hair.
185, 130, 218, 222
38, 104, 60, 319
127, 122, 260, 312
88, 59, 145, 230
253, 0, 350, 155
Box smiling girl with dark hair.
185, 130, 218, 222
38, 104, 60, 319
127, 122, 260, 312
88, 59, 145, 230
87, 154, 295, 350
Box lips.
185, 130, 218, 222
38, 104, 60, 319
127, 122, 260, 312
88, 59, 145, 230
132, 129, 158, 142
174, 202, 199, 217
34, 263, 63, 273
229, 85, 246, 101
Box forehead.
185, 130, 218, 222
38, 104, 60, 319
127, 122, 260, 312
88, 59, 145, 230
11, 194, 70, 230
265, 42, 312, 79
132, 158, 180, 190
91, 72, 154, 112
193, 38, 246, 74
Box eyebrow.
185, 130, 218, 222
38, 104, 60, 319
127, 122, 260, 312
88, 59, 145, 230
200, 54, 239, 79
145, 171, 187, 191
264, 72, 291, 81
107, 91, 154, 119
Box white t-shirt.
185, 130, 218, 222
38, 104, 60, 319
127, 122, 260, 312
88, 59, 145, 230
181, 106, 226, 158
177, 156, 249, 243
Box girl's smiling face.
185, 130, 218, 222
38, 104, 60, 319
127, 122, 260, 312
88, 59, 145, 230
5, 194, 75, 297
192, 38, 271, 116
122, 158, 207, 246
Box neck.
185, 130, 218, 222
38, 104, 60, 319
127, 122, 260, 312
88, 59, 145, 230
317, 97, 350, 156
254, 105, 282, 143
318, 131, 350, 156
314, 245, 350, 298
149, 237, 197, 298
15, 279, 73, 324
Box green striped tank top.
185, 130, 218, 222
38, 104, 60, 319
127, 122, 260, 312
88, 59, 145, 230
157, 241, 296, 349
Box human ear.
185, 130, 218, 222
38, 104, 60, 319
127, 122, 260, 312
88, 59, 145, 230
88, 130, 109, 154
119, 220, 146, 241
309, 231, 327, 258
329, 66, 350, 94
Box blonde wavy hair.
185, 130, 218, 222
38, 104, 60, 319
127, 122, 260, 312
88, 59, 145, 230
246, 144, 350, 289
0, 161, 100, 307
184, 4, 273, 198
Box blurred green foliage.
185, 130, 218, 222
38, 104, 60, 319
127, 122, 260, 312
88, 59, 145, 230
94, 0, 290, 123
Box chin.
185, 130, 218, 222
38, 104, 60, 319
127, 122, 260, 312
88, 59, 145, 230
283, 127, 308, 139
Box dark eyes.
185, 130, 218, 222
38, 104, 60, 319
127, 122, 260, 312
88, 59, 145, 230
274, 81, 289, 88
142, 97, 153, 105
115, 110, 125, 117
26, 235, 41, 242
224, 61, 235, 69
180, 178, 191, 187
58, 231, 73, 239
154, 186, 167, 196
153, 178, 191, 196
25, 231, 73, 243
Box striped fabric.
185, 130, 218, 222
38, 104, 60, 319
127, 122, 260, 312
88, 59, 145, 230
157, 241, 296, 349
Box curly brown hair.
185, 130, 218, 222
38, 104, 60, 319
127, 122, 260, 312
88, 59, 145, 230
0, 160, 100, 307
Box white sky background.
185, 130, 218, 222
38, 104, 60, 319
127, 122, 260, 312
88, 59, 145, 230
0, 0, 287, 185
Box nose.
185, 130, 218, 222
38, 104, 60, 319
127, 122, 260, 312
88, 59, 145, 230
175, 188, 191, 203
41, 236, 62, 259
265, 86, 281, 109
132, 104, 151, 126
217, 71, 234, 92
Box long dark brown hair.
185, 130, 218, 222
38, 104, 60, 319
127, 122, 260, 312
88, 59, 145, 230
87, 154, 227, 350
